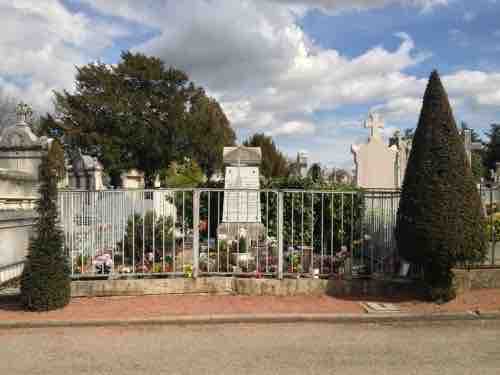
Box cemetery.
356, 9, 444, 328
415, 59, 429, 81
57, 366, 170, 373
0, 67, 498, 311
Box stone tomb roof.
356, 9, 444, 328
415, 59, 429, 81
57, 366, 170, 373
223, 146, 261, 166
0, 119, 48, 150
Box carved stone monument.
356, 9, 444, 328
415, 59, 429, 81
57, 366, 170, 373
66, 149, 104, 190
0, 103, 50, 282
292, 151, 309, 178
0, 103, 50, 209
218, 145, 264, 239
351, 112, 399, 189
351, 113, 478, 191
462, 128, 483, 167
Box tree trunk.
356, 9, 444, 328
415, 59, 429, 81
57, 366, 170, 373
144, 171, 156, 189
109, 171, 123, 188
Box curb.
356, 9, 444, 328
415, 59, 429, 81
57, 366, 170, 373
1, 311, 499, 330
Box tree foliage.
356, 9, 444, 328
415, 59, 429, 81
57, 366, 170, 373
42, 51, 233, 187
483, 123, 500, 179
388, 128, 414, 147
185, 92, 235, 178
243, 133, 289, 179
21, 145, 71, 311
120, 211, 174, 264
307, 163, 323, 183
396, 71, 486, 301
263, 176, 363, 254
163, 159, 205, 188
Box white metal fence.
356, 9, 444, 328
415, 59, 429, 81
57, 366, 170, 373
58, 188, 401, 279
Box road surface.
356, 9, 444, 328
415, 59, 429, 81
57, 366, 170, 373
1, 320, 499, 375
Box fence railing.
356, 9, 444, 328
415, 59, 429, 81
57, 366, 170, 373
58, 188, 401, 279
478, 186, 500, 266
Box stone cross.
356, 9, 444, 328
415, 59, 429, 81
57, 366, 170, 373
463, 129, 483, 166
16, 102, 33, 125
364, 112, 384, 139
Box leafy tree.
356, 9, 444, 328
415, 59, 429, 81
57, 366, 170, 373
388, 128, 414, 147
243, 133, 289, 179
328, 168, 351, 185
121, 211, 174, 264
264, 176, 363, 257
43, 51, 232, 188
396, 71, 486, 302
483, 123, 500, 179
185, 91, 235, 179
163, 159, 205, 188
21, 141, 71, 311
307, 163, 323, 183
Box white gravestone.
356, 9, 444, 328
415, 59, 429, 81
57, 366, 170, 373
351, 112, 398, 189
222, 146, 261, 222
218, 145, 265, 241
462, 129, 483, 167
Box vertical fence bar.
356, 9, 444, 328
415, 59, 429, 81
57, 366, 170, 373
330, 192, 334, 274
132, 192, 135, 274
162, 192, 165, 273
301, 192, 304, 273
266, 192, 269, 274
311, 192, 314, 276
192, 189, 200, 278
321, 193, 324, 275
182, 191, 185, 272
291, 192, 294, 273
277, 191, 284, 279
207, 191, 211, 273
172, 191, 176, 272
350, 193, 354, 275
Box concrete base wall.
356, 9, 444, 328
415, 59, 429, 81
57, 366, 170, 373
71, 276, 420, 298
453, 268, 500, 293
71, 277, 234, 297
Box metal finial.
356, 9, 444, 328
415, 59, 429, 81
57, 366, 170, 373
16, 102, 33, 124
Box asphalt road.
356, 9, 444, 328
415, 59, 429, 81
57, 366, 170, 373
1, 321, 500, 375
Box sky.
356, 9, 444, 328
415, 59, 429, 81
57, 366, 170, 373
1, 0, 500, 170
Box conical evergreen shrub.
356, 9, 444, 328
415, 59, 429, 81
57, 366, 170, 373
21, 141, 71, 311
396, 71, 486, 301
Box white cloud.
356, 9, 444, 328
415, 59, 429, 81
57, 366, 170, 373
1, 0, 500, 167
265, 0, 450, 14
267, 120, 316, 136
0, 0, 130, 111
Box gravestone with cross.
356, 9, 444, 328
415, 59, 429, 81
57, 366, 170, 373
462, 128, 483, 167
351, 112, 398, 189
364, 112, 384, 139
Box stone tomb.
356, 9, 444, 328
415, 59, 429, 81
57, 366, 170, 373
351, 112, 400, 189
0, 104, 50, 282
0, 105, 50, 209
66, 149, 104, 190
218, 145, 264, 239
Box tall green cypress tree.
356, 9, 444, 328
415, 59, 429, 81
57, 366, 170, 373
21, 142, 71, 311
396, 71, 486, 301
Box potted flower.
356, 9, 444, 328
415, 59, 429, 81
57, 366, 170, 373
183, 264, 193, 278
232, 236, 253, 267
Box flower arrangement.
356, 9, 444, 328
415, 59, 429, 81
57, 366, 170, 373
183, 264, 193, 278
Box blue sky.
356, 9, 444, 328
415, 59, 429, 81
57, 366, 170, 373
1, 0, 500, 170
